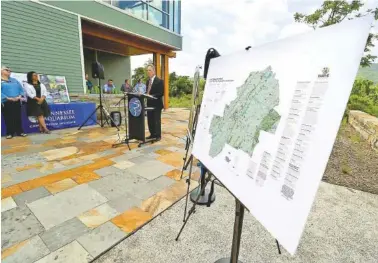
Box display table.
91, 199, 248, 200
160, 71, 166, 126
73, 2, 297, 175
1, 102, 96, 136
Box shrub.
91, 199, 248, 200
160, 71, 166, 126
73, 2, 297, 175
87, 86, 122, 95
347, 78, 378, 117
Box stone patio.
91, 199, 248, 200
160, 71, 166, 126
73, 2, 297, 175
1, 108, 200, 263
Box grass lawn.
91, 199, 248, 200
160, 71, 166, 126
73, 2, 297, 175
169, 95, 192, 108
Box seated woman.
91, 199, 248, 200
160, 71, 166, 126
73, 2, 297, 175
23, 71, 51, 134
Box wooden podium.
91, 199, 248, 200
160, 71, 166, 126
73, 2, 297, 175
127, 93, 157, 147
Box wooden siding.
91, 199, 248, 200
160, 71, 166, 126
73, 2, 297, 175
1, 1, 84, 93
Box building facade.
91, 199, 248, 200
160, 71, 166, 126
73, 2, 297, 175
1, 0, 182, 108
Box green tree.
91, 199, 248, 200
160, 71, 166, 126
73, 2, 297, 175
131, 67, 147, 86
169, 75, 193, 97
144, 58, 153, 68
169, 72, 178, 84
348, 77, 378, 117
131, 58, 154, 86
294, 0, 378, 67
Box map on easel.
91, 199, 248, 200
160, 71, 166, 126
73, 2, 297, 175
192, 17, 373, 255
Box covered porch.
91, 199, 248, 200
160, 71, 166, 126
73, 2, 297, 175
81, 19, 177, 109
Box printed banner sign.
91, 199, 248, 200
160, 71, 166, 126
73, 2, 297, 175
1, 102, 96, 136
10, 72, 70, 104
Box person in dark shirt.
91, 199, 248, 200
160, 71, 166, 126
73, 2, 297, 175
121, 79, 132, 93
146, 64, 164, 140
24, 71, 51, 134
85, 74, 93, 94
1, 65, 27, 139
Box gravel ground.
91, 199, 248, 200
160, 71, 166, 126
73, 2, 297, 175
323, 122, 378, 195
94, 183, 378, 263
93, 121, 378, 263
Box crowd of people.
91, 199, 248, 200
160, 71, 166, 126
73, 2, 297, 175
85, 75, 147, 94
1, 65, 51, 139
1, 65, 163, 141
84, 65, 164, 140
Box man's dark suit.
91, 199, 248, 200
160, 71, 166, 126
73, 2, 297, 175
146, 76, 164, 138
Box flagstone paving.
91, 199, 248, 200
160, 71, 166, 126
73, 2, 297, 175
1, 108, 200, 262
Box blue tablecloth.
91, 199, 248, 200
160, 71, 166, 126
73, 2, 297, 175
1, 102, 97, 136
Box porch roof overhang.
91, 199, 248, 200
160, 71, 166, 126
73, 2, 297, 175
81, 19, 177, 58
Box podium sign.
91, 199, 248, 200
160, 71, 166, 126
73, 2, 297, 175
128, 93, 145, 141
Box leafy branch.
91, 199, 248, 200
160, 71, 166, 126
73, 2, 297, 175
294, 1, 377, 67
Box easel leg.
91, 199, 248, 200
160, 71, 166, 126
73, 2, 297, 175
214, 199, 244, 263
276, 239, 282, 254
175, 172, 212, 241
231, 200, 244, 263
182, 155, 194, 222
181, 154, 192, 180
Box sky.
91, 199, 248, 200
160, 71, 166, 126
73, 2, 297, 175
131, 0, 378, 76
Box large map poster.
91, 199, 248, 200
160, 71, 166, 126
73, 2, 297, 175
192, 17, 373, 255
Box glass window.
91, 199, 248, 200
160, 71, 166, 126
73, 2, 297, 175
126, 1, 148, 20
162, 1, 168, 13
148, 0, 163, 10
113, 0, 139, 10
162, 1, 169, 29
169, 1, 174, 31
148, 6, 164, 27
173, 0, 181, 34
101, 0, 180, 34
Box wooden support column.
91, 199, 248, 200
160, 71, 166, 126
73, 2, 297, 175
164, 55, 169, 109
155, 52, 161, 78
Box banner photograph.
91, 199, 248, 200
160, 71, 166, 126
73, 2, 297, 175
10, 72, 70, 104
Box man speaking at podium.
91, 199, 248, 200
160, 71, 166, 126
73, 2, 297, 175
146, 64, 164, 140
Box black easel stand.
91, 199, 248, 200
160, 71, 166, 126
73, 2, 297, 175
78, 79, 120, 131
176, 171, 213, 241
180, 104, 201, 180
180, 145, 192, 178
112, 93, 131, 150
214, 198, 282, 263
214, 199, 245, 263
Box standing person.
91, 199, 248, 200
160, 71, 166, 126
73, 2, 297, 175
121, 79, 132, 93
1, 66, 27, 139
146, 65, 164, 140
85, 74, 93, 94
103, 79, 115, 94
134, 79, 146, 94
24, 71, 51, 134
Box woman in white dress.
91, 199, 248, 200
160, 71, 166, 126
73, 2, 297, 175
23, 71, 51, 133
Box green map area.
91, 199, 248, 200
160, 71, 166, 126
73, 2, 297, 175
209, 66, 281, 157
